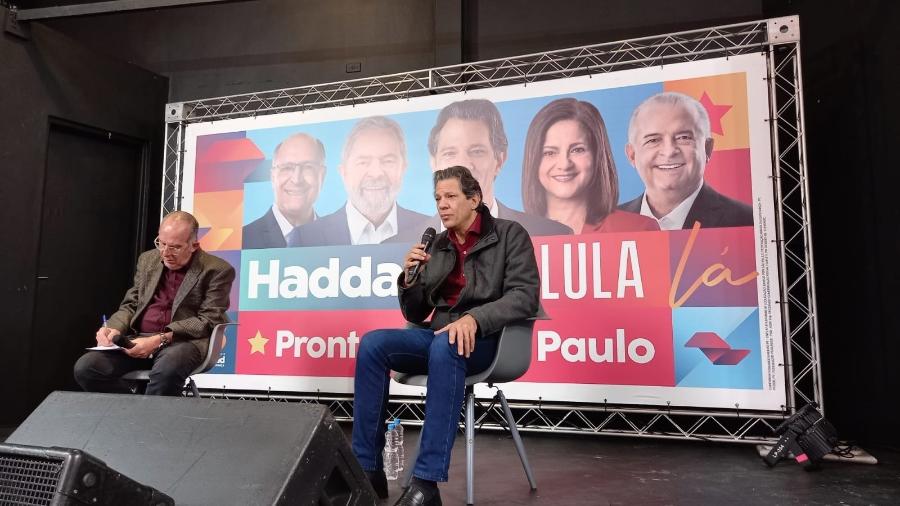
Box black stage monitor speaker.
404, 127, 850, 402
0, 443, 173, 505
6, 391, 376, 505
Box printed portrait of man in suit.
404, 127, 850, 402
619, 91, 753, 230
242, 133, 326, 249
289, 116, 427, 246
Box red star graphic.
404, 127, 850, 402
699, 92, 732, 136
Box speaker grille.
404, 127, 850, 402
0, 453, 63, 505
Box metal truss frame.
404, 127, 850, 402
165, 16, 819, 443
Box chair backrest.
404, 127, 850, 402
464, 318, 537, 386
191, 323, 237, 376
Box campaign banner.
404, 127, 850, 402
182, 52, 786, 410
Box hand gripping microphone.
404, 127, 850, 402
406, 227, 437, 282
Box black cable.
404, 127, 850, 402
830, 441, 857, 459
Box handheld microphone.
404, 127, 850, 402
406, 227, 437, 281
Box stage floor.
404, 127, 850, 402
380, 427, 900, 505
3, 424, 898, 504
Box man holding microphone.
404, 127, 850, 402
351, 166, 540, 505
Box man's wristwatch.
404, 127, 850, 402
158, 332, 171, 349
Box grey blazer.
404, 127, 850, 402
107, 249, 235, 358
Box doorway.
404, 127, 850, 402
27, 120, 148, 407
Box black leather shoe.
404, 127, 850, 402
365, 470, 389, 499
393, 481, 442, 506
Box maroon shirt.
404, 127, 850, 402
137, 262, 189, 333
440, 213, 482, 307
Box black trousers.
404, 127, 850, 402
73, 340, 202, 396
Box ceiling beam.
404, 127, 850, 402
15, 0, 250, 21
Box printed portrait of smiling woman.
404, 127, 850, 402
522, 98, 658, 234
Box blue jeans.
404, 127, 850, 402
352, 327, 497, 482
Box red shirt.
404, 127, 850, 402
440, 213, 482, 307
137, 263, 189, 333
582, 210, 659, 234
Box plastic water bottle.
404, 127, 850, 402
383, 419, 404, 480
395, 420, 405, 474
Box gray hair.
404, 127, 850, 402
627, 92, 710, 144
341, 116, 406, 164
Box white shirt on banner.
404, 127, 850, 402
272, 205, 316, 242
272, 205, 296, 241
639, 182, 704, 231
346, 201, 399, 245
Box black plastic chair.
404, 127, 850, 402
393, 316, 542, 505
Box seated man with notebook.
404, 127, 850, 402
73, 211, 235, 396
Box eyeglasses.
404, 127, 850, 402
273, 162, 323, 178
154, 236, 188, 254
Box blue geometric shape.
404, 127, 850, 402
243, 181, 273, 225
673, 307, 762, 389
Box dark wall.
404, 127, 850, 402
37, 0, 441, 102
0, 18, 168, 424
468, 0, 763, 60
763, 0, 900, 447
34, 0, 764, 102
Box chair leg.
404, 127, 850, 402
496, 389, 537, 491
402, 431, 421, 489
129, 381, 147, 395
466, 386, 475, 505
187, 378, 200, 398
